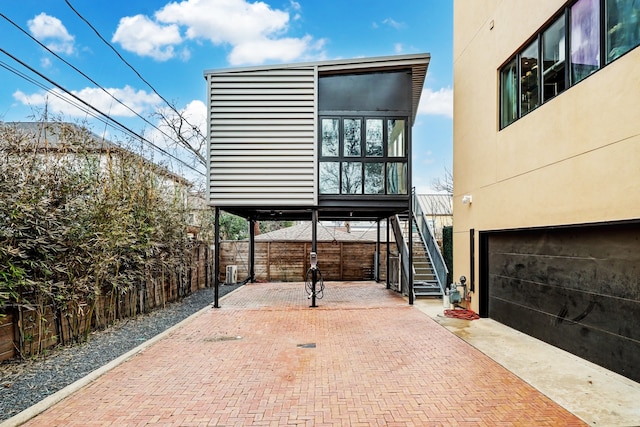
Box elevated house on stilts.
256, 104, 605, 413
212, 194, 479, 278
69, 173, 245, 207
205, 53, 448, 307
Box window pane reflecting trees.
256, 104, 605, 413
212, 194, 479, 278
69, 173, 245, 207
319, 117, 407, 195
343, 119, 361, 157
321, 119, 339, 157
341, 162, 362, 194
366, 119, 383, 156
606, 0, 640, 62
319, 162, 339, 194
364, 163, 384, 194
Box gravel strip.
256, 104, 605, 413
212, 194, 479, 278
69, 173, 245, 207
0, 284, 242, 422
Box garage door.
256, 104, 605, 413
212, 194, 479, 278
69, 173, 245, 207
484, 222, 640, 383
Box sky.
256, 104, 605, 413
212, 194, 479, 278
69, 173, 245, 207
0, 0, 453, 193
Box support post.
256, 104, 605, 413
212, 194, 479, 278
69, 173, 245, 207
386, 217, 391, 289
311, 210, 318, 308
249, 218, 256, 283
214, 207, 220, 308
408, 205, 414, 305
375, 220, 381, 282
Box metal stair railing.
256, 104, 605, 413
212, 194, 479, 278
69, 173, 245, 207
390, 214, 415, 299
412, 190, 448, 295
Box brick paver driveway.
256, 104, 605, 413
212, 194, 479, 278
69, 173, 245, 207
22, 282, 585, 426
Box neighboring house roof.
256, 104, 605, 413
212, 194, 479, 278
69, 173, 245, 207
1, 121, 190, 186
417, 193, 453, 216
254, 222, 390, 243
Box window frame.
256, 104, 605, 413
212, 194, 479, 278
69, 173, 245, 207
498, 0, 639, 130
318, 115, 409, 196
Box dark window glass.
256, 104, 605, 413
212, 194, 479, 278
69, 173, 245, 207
571, 0, 601, 84
542, 14, 567, 102
341, 162, 362, 194
520, 40, 540, 115
606, 0, 640, 62
500, 58, 518, 128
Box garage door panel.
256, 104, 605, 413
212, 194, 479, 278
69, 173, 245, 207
491, 273, 640, 342
486, 222, 640, 383
490, 296, 640, 381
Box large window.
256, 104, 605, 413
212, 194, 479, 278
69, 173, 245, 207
571, 0, 601, 84
520, 40, 540, 115
499, 0, 639, 129
500, 58, 518, 128
606, 0, 640, 62
542, 13, 566, 102
319, 117, 408, 196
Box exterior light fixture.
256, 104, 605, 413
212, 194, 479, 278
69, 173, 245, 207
462, 195, 473, 205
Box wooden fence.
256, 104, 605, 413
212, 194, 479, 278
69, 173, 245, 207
0, 243, 213, 362
220, 241, 390, 283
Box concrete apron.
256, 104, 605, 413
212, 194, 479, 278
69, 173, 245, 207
414, 299, 640, 427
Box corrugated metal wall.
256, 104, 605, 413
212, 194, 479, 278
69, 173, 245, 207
207, 67, 316, 206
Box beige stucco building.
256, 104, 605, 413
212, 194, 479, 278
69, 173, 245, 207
453, 0, 639, 382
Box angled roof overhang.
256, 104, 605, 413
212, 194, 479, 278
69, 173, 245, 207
204, 53, 430, 124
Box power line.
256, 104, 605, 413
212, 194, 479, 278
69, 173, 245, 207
0, 12, 197, 161
64, 0, 207, 141
0, 48, 205, 177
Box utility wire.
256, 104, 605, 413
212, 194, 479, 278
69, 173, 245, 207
64, 0, 207, 141
0, 11, 206, 171
0, 12, 181, 148
0, 60, 114, 127
0, 48, 205, 176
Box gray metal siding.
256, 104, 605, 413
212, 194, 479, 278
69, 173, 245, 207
208, 68, 316, 206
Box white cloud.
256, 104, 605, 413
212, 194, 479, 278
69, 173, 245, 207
28, 13, 75, 55
394, 43, 403, 54
13, 86, 162, 118
112, 15, 182, 61
112, 0, 325, 65
229, 35, 325, 65
382, 18, 405, 30
418, 87, 453, 118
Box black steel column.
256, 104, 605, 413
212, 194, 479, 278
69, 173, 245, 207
386, 217, 390, 289
408, 204, 414, 305
214, 207, 220, 308
249, 218, 256, 283
375, 220, 381, 282
311, 210, 318, 308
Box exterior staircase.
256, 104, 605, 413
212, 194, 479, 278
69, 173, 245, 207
400, 217, 443, 298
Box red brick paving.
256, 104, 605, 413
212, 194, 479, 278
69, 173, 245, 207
23, 282, 586, 426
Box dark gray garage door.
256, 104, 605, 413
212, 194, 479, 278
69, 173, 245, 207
484, 222, 640, 383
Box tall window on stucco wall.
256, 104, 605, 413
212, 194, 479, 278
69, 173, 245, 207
571, 0, 601, 84
319, 116, 407, 196
498, 0, 640, 129
606, 0, 640, 62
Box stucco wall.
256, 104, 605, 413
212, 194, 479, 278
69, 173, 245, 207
453, 0, 640, 312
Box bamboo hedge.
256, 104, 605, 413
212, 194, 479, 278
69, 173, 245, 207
0, 121, 209, 358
